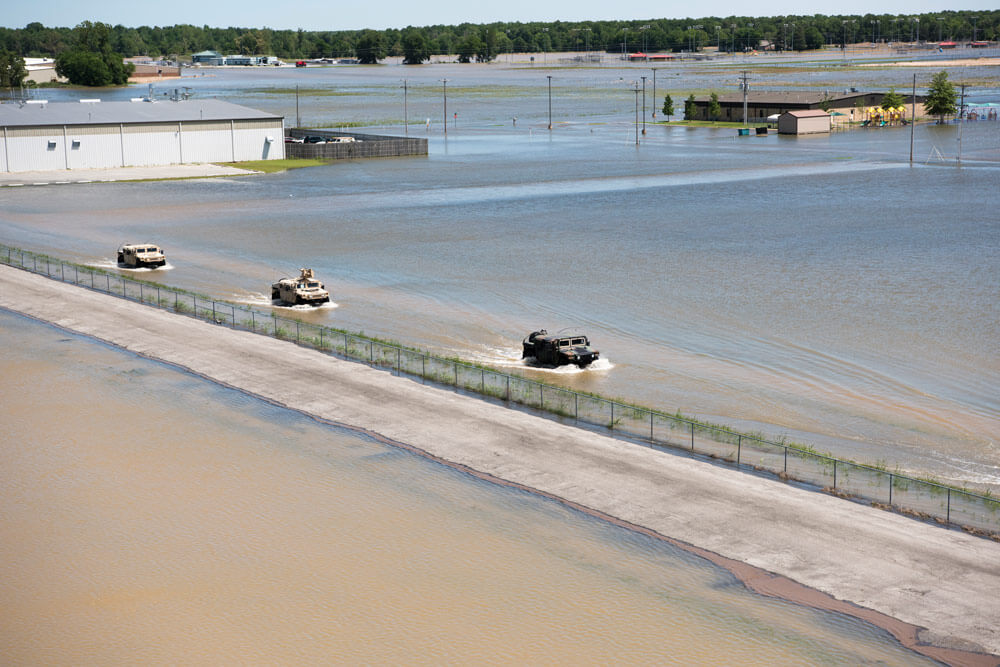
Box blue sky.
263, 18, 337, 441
3, 0, 995, 32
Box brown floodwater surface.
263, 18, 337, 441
0, 309, 940, 664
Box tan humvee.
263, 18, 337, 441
271, 268, 330, 306
117, 243, 166, 268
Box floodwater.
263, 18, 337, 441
3, 59, 998, 490
0, 308, 940, 664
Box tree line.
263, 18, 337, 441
1, 11, 996, 65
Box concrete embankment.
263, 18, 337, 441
1, 263, 998, 665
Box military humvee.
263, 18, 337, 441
271, 268, 330, 306
522, 329, 600, 368
117, 243, 166, 268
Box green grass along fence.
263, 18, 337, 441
3, 244, 998, 537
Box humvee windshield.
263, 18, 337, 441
571, 338, 585, 345
307, 282, 320, 288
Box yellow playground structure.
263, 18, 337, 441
863, 106, 907, 127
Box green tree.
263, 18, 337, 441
881, 87, 905, 110
401, 30, 430, 64
55, 50, 111, 86
456, 33, 483, 63
355, 30, 385, 64
662, 93, 674, 120
684, 93, 697, 120
54, 21, 133, 86
708, 91, 721, 120
924, 70, 957, 123
0, 50, 28, 88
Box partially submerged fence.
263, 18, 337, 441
4, 244, 998, 537
285, 129, 427, 159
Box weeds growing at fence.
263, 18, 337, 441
3, 242, 998, 535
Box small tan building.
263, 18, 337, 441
778, 110, 831, 135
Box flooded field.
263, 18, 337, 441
3, 60, 998, 489
0, 308, 941, 664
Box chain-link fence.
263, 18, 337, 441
4, 244, 998, 536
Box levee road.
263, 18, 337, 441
1, 263, 997, 665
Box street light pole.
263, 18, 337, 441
633, 83, 640, 146
546, 75, 552, 130
442, 79, 448, 135
651, 68, 658, 118
641, 75, 647, 134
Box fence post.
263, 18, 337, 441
251, 310, 255, 331
213, 301, 217, 322
397, 348, 401, 375
575, 393, 579, 420
157, 286, 160, 307
889, 473, 893, 506
610, 401, 614, 429
194, 295, 197, 314
422, 355, 426, 379
370, 341, 374, 363
506, 375, 510, 401
296, 320, 300, 342
947, 488, 951, 524
60, 262, 64, 281
784, 446, 788, 473
481, 368, 484, 393
231, 305, 236, 328
454, 363, 458, 386
690, 421, 694, 450
319, 327, 323, 348
833, 460, 837, 489
737, 435, 742, 467
649, 411, 653, 441
106, 274, 110, 292
540, 385, 544, 410
140, 283, 144, 303
75, 266, 78, 283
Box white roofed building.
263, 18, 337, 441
0, 98, 284, 173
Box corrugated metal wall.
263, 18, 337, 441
2, 117, 284, 172
123, 122, 181, 167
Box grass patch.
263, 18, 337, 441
662, 119, 769, 128
218, 158, 330, 173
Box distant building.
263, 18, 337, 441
688, 91, 926, 123
777, 110, 832, 134
0, 99, 284, 173
22, 57, 63, 84
191, 50, 223, 65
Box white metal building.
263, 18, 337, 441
0, 99, 284, 173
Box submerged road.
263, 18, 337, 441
2, 263, 998, 665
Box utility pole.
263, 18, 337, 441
641, 75, 647, 134
958, 83, 967, 162
739, 70, 750, 126
402, 79, 408, 136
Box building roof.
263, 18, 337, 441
695, 91, 847, 105
782, 110, 831, 118
0, 99, 281, 128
